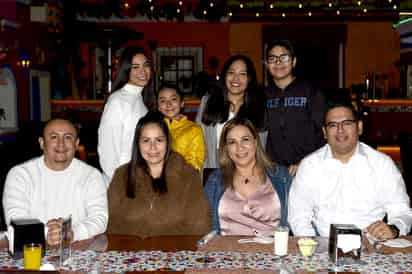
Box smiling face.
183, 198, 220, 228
157, 87, 183, 120
39, 119, 79, 171
225, 125, 257, 168
139, 123, 167, 167
266, 45, 296, 84
225, 59, 248, 96
128, 53, 151, 87
323, 106, 363, 163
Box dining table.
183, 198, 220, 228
0, 233, 412, 273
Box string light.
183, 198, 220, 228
178, 1, 182, 6
203, 10, 207, 15
282, 12, 286, 18
210, 2, 214, 7
363, 8, 367, 13
336, 9, 340, 15
177, 8, 180, 13
388, 0, 392, 3
150, 5, 154, 11
308, 11, 312, 16
228, 11, 232, 16
124, 2, 129, 8
269, 4, 274, 9
328, 2, 333, 8
256, 12, 260, 17
357, 1, 362, 6
393, 4, 397, 9
239, 3, 244, 8
298, 2, 303, 9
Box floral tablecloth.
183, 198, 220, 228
0, 248, 412, 273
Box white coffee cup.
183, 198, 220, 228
274, 226, 289, 256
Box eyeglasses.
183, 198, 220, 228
266, 54, 291, 64
325, 119, 357, 130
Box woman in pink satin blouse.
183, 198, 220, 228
204, 117, 292, 236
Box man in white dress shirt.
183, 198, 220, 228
289, 100, 412, 240
3, 119, 108, 246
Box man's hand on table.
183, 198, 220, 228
46, 218, 64, 246
366, 220, 398, 241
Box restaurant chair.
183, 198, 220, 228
202, 168, 217, 186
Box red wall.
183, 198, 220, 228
103, 22, 231, 73
1, 0, 16, 20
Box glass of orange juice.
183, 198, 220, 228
23, 243, 42, 270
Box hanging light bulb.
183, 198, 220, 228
203, 10, 207, 15
177, 8, 180, 13
228, 11, 232, 16
282, 12, 286, 17
328, 2, 333, 8
210, 2, 214, 7
363, 8, 367, 13
239, 3, 244, 8
270, 4, 274, 9
388, 0, 392, 3
308, 11, 312, 16
393, 4, 397, 9
357, 1, 361, 6
150, 5, 154, 11
298, 2, 303, 9
256, 12, 260, 17
178, 1, 183, 6
336, 9, 340, 15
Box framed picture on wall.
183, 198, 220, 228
154, 47, 203, 96
161, 56, 195, 94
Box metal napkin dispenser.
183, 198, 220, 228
8, 219, 46, 259
329, 224, 362, 265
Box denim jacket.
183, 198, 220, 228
203, 165, 292, 233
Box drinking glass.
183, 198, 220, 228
274, 226, 289, 256
297, 238, 318, 259
23, 243, 42, 270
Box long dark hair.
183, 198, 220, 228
265, 40, 296, 87
126, 111, 172, 198
201, 54, 264, 129
111, 46, 156, 110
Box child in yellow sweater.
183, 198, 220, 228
157, 84, 205, 171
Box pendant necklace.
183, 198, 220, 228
238, 164, 256, 185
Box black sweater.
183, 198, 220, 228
264, 78, 326, 166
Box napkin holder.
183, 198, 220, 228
329, 224, 362, 265
8, 219, 46, 259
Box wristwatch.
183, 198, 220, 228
388, 224, 400, 238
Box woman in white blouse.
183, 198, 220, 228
195, 55, 265, 169
98, 46, 155, 184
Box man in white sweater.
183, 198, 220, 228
3, 119, 108, 246
289, 100, 412, 240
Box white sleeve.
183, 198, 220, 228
381, 158, 412, 236
98, 98, 123, 184
195, 95, 208, 124
72, 170, 108, 241
288, 158, 317, 236
2, 166, 32, 225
